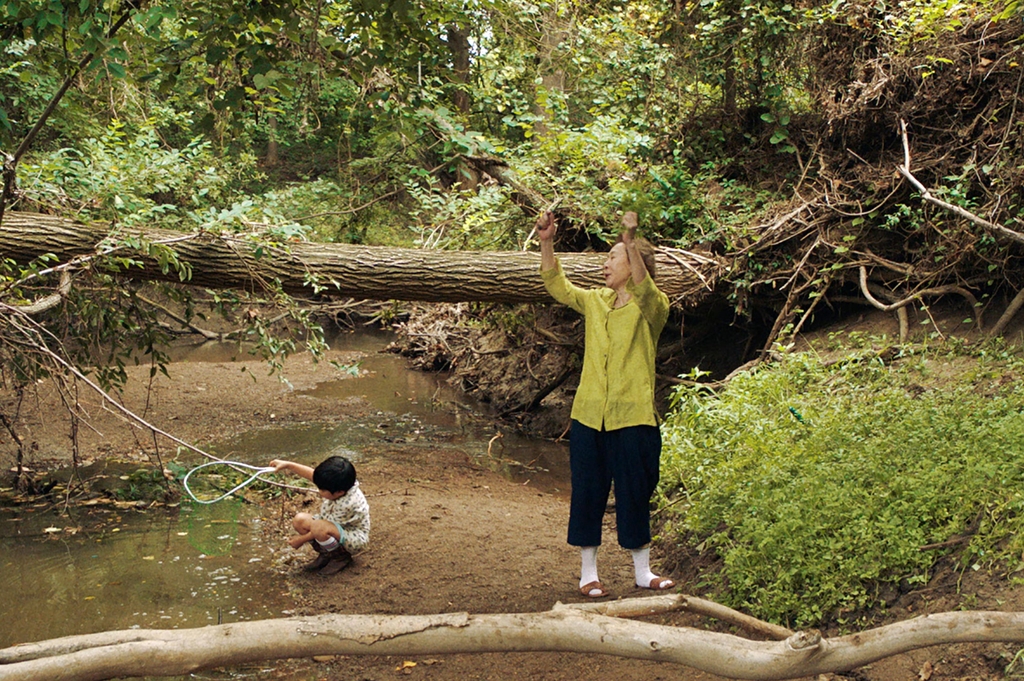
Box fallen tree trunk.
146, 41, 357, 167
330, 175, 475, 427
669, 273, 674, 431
2, 596, 1024, 681
0, 211, 724, 305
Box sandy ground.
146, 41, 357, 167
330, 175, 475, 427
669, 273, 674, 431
2, 335, 1020, 680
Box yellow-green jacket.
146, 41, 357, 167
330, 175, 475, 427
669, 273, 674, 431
541, 260, 669, 431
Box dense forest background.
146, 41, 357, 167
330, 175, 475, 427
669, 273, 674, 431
7, 0, 1024, 648
7, 0, 1024, 358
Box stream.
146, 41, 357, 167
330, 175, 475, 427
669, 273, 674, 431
0, 329, 570, 676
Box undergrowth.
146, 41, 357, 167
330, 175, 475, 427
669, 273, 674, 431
659, 335, 1024, 629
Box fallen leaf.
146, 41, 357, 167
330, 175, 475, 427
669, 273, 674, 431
43, 527, 61, 534
919, 660, 933, 681
142, 556, 155, 560
395, 661, 417, 671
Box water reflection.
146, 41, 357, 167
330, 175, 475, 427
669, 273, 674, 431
0, 500, 289, 648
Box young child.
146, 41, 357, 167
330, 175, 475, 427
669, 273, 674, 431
269, 455, 370, 576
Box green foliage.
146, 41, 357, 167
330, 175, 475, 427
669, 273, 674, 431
6, 117, 331, 392
18, 118, 249, 224
0, 38, 37, 138
688, 0, 808, 111
660, 340, 1024, 627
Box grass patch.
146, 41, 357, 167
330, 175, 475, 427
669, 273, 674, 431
659, 337, 1024, 628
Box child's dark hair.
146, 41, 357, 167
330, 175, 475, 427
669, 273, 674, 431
313, 456, 357, 494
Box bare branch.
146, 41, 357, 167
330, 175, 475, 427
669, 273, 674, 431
11, 271, 71, 315
898, 119, 1024, 247
0, 306, 309, 493
858, 266, 981, 332
988, 286, 1024, 337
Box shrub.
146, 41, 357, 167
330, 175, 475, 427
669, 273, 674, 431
660, 340, 1024, 627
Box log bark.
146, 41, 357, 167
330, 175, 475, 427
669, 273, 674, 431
2, 597, 1024, 681
0, 211, 723, 305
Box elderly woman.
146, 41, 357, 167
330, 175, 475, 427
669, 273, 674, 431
537, 210, 675, 598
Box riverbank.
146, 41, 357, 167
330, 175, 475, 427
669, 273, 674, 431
1, 328, 1017, 680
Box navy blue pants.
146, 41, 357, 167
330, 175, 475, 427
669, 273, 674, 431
567, 420, 662, 550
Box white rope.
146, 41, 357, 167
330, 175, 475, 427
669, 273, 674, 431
182, 461, 281, 504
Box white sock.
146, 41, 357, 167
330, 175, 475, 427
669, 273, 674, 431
579, 546, 599, 589
317, 536, 340, 551
632, 547, 659, 588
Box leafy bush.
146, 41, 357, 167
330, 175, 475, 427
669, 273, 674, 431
660, 339, 1024, 627
18, 118, 257, 226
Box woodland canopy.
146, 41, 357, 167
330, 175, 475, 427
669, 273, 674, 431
5, 0, 1024, 369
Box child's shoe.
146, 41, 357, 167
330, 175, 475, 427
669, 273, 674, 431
318, 545, 353, 576
303, 543, 333, 572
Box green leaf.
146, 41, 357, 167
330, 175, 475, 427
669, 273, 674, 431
206, 45, 229, 64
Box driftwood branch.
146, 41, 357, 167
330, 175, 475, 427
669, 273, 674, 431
898, 119, 1024, 247
560, 593, 794, 640
4, 598, 1024, 681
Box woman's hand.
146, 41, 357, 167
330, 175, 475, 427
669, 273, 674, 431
621, 211, 638, 244
536, 211, 557, 242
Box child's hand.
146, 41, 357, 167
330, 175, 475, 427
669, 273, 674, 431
269, 459, 288, 472
535, 211, 556, 242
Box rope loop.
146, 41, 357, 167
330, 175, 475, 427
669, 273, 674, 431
182, 461, 279, 504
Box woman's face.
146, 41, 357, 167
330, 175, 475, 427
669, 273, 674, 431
603, 243, 631, 290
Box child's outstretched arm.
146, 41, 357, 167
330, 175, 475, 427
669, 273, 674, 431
269, 459, 315, 483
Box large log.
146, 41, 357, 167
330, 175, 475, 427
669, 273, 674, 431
0, 211, 725, 305
2, 596, 1024, 681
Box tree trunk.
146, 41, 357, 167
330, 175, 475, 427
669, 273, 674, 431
0, 211, 723, 305
2, 597, 1024, 681
447, 25, 472, 117
533, 12, 567, 137
446, 24, 479, 192
266, 114, 279, 167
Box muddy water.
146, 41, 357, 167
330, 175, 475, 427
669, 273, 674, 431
0, 498, 289, 647
0, 329, 569, 661
199, 328, 570, 495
